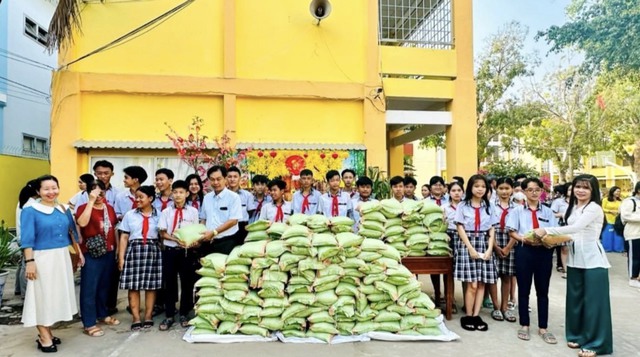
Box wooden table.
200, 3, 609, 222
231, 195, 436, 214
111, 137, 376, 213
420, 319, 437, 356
401, 256, 454, 320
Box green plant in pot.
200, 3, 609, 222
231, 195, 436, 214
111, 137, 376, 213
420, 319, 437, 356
0, 220, 19, 305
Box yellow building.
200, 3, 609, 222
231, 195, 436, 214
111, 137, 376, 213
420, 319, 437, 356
50, 0, 476, 199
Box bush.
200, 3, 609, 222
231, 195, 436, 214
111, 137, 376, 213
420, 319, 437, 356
481, 159, 539, 178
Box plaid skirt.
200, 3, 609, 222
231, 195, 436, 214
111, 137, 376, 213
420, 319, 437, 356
454, 230, 498, 284
494, 227, 516, 276
120, 240, 162, 291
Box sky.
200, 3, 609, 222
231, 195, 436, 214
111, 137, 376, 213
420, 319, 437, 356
472, 0, 580, 80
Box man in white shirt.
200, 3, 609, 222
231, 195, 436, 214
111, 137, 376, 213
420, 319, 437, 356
292, 169, 321, 215
74, 160, 120, 212
114, 166, 148, 221
318, 170, 353, 218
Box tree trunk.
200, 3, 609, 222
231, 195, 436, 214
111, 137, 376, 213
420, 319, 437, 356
559, 169, 567, 183
634, 138, 640, 184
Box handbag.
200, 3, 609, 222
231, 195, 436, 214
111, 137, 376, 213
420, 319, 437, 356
60, 204, 81, 272
85, 234, 108, 258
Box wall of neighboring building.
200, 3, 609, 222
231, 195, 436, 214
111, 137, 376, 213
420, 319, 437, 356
0, 155, 50, 227
0, 0, 8, 148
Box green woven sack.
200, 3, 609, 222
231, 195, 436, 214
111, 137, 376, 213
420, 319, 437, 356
173, 223, 207, 246
245, 230, 269, 242
246, 220, 270, 232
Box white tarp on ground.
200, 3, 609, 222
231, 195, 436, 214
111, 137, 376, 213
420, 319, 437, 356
183, 315, 459, 344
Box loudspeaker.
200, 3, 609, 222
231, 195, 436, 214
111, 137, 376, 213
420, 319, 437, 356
309, 0, 332, 21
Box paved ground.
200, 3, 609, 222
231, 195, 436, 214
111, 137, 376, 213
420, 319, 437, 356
1, 252, 638, 357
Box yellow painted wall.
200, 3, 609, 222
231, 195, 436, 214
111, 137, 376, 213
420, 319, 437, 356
235, 0, 366, 83
380, 46, 456, 78
0, 156, 50, 227
80, 94, 224, 141
64, 0, 224, 77
236, 98, 364, 143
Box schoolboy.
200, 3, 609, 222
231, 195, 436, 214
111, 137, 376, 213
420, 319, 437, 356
403, 176, 419, 201
390, 175, 405, 202
75, 160, 120, 211
342, 169, 358, 198
226, 166, 254, 244
292, 169, 321, 215
352, 176, 378, 231
319, 170, 353, 218
115, 166, 148, 221
153, 168, 174, 212
248, 175, 272, 223
427, 175, 449, 206
259, 179, 293, 223
157, 180, 200, 331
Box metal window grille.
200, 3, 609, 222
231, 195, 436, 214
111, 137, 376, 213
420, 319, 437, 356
379, 0, 453, 49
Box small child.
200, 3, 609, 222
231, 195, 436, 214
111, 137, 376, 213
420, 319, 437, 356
259, 179, 293, 223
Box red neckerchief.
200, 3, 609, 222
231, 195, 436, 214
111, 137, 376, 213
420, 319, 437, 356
301, 192, 311, 213
159, 196, 170, 211
531, 209, 540, 229
191, 200, 199, 210
171, 207, 183, 233
474, 206, 481, 231
142, 213, 150, 245
450, 203, 457, 211
331, 192, 339, 217
128, 196, 137, 210
255, 198, 265, 215
499, 204, 510, 230
274, 203, 284, 222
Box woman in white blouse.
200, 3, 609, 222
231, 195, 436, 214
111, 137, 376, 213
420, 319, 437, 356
533, 174, 612, 357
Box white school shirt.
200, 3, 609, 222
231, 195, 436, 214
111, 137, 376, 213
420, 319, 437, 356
157, 205, 200, 247
153, 193, 174, 213
259, 201, 293, 223
427, 195, 449, 207
230, 189, 253, 223
351, 197, 378, 232
443, 202, 458, 231
454, 201, 494, 233
74, 185, 119, 213
199, 188, 243, 238
292, 189, 322, 215
318, 191, 353, 218
248, 194, 272, 223
506, 203, 557, 236
545, 202, 610, 269
114, 189, 137, 219
120, 209, 160, 241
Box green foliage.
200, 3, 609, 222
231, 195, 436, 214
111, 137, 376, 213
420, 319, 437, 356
0, 221, 19, 270
367, 166, 390, 200
482, 159, 539, 178
538, 0, 640, 72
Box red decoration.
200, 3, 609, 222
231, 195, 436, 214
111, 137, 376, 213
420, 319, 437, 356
303, 153, 308, 158
257, 151, 264, 157
331, 152, 338, 159
320, 153, 326, 159
270, 151, 277, 158
285, 155, 306, 175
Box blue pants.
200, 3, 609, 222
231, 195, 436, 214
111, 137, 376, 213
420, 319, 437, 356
80, 251, 116, 328
515, 244, 553, 328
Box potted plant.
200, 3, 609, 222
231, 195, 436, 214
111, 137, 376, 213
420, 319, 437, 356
0, 220, 19, 305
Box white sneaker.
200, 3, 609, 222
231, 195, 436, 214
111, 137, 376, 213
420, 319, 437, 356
628, 279, 640, 288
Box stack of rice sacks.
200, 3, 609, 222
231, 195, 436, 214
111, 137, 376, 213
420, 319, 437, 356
189, 215, 446, 342
357, 200, 452, 258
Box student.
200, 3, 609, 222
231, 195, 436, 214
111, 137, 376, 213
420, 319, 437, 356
342, 169, 358, 198
226, 166, 254, 244
534, 175, 613, 357
118, 185, 162, 331
197, 166, 243, 256
427, 176, 449, 206
75, 160, 120, 211
389, 176, 405, 202
292, 169, 321, 215
157, 180, 200, 331
115, 166, 148, 221
421, 184, 431, 200
248, 175, 272, 223
488, 177, 517, 323
153, 168, 174, 212
403, 176, 419, 201
442, 181, 464, 313
319, 170, 353, 218
507, 178, 558, 343
352, 176, 378, 231
550, 183, 571, 277
621, 181, 640, 288
259, 179, 292, 223
68, 174, 95, 210
185, 174, 204, 212
513, 174, 527, 194
76, 180, 120, 337
601, 186, 624, 253
454, 174, 496, 332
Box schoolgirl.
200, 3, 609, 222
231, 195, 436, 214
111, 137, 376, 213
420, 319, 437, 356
454, 174, 497, 331
185, 173, 204, 213
442, 181, 464, 313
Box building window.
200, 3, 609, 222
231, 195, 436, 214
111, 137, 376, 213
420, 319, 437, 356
379, 0, 453, 49
23, 134, 49, 156
24, 16, 49, 47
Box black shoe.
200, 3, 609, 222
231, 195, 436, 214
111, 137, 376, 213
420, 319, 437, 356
37, 336, 61, 345
460, 316, 476, 331
37, 340, 58, 353
474, 316, 489, 331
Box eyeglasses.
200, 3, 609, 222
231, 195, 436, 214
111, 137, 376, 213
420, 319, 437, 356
525, 189, 542, 193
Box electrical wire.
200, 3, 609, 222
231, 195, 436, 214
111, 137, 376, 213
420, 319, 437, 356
0, 76, 50, 96
59, 0, 195, 69
0, 48, 56, 70
6, 93, 50, 105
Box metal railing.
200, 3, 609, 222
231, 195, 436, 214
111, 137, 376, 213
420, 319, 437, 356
0, 145, 49, 160
379, 0, 454, 49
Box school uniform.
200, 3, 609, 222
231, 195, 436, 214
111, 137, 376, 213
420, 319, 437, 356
259, 201, 293, 223
158, 205, 200, 319
506, 203, 557, 329
491, 201, 516, 276
114, 189, 138, 220
248, 195, 273, 223
443, 202, 458, 250
292, 189, 321, 215
199, 188, 243, 255
453, 201, 497, 284
318, 191, 353, 218
186, 196, 203, 214
351, 197, 379, 232
74, 185, 120, 213
545, 202, 612, 355
427, 195, 449, 207
119, 209, 162, 291
230, 189, 253, 245
153, 194, 174, 213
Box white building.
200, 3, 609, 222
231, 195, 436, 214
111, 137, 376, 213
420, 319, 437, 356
0, 0, 57, 158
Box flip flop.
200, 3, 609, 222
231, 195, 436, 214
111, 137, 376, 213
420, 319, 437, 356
159, 318, 174, 331
491, 310, 504, 321
503, 310, 517, 322
100, 316, 121, 326
578, 349, 597, 357
131, 322, 143, 331
517, 328, 530, 341
179, 315, 190, 328
143, 320, 154, 329
83, 326, 105, 337
539, 331, 557, 344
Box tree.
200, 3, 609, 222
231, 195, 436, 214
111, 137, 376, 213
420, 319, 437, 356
519, 66, 606, 181
537, 0, 640, 73
481, 158, 539, 178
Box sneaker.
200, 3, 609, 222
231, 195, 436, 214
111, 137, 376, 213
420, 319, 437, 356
629, 279, 640, 288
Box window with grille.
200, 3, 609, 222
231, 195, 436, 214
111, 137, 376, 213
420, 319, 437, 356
379, 0, 453, 49
24, 16, 49, 47
23, 134, 49, 156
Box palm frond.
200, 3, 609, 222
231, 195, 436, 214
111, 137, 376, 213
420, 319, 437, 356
47, 0, 83, 52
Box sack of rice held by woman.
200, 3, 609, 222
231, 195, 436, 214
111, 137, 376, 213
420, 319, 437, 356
361, 211, 386, 223
266, 222, 288, 239
282, 225, 311, 239
423, 212, 447, 233
246, 219, 271, 232
285, 213, 308, 226
380, 199, 404, 218
173, 223, 207, 246
541, 234, 572, 247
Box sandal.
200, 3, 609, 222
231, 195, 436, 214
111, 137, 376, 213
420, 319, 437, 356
539, 331, 558, 344
83, 326, 105, 337
491, 310, 504, 321
474, 316, 489, 331
143, 320, 154, 329
578, 349, 597, 357
567, 342, 581, 349
100, 316, 121, 326
517, 328, 530, 341
503, 310, 517, 322
179, 315, 190, 328
36, 340, 58, 353
159, 318, 174, 331
37, 335, 61, 345
460, 316, 476, 331
131, 322, 143, 331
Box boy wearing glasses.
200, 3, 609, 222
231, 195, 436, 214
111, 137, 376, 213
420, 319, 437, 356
427, 176, 449, 207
